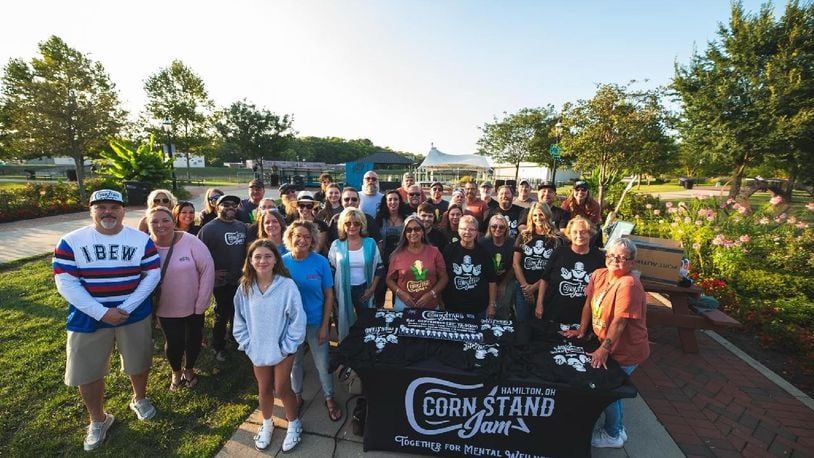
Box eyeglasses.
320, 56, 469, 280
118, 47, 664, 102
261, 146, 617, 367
408, 192, 422, 197
298, 204, 314, 210
459, 226, 477, 232
154, 198, 170, 204
431, 187, 443, 192
364, 176, 378, 181
342, 197, 359, 202
490, 225, 507, 230
405, 226, 423, 233
605, 254, 633, 262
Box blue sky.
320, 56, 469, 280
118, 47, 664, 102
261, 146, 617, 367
1, 0, 777, 156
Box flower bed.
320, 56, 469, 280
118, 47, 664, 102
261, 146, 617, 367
0, 178, 123, 223
624, 194, 814, 374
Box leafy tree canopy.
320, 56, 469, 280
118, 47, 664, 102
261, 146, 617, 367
215, 99, 295, 164
0, 35, 125, 200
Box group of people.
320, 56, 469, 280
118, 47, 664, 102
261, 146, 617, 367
53, 170, 648, 453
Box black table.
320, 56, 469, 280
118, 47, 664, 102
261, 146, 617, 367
334, 309, 638, 457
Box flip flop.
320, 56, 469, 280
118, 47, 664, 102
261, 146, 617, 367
325, 399, 343, 422
183, 373, 199, 389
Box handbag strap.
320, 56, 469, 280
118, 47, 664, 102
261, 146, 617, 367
157, 232, 178, 286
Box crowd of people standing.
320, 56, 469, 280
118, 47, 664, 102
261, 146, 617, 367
53, 171, 647, 452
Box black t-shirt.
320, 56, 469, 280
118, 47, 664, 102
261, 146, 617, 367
519, 206, 571, 230
514, 234, 562, 285
482, 204, 524, 239
425, 199, 449, 224
441, 227, 460, 245
541, 246, 605, 324
442, 242, 497, 314
426, 228, 449, 253
478, 237, 515, 281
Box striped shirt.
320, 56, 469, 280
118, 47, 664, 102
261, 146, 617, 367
53, 225, 161, 332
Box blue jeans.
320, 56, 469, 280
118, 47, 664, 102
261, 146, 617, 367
603, 364, 637, 437
514, 280, 534, 322
291, 325, 335, 399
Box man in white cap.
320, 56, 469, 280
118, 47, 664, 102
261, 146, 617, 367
53, 189, 162, 451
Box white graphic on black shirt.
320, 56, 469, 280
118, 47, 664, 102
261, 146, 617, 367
363, 326, 399, 352
558, 262, 592, 298
522, 240, 553, 270
550, 344, 592, 373
375, 310, 403, 326
452, 255, 482, 291
224, 232, 245, 246
463, 342, 500, 360
481, 320, 514, 338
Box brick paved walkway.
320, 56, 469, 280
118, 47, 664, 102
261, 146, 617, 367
633, 326, 814, 457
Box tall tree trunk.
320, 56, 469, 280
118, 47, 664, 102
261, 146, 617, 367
74, 155, 87, 202
727, 155, 749, 200
514, 162, 520, 184
784, 166, 797, 202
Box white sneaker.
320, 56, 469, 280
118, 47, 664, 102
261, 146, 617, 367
282, 421, 302, 452
83, 413, 114, 451
129, 398, 157, 421
592, 429, 624, 448
254, 423, 273, 450
620, 426, 628, 442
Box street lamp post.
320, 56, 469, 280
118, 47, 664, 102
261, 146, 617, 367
162, 119, 178, 192
552, 121, 563, 184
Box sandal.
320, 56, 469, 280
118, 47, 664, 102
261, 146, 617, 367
183, 373, 199, 389
325, 399, 342, 422
169, 377, 185, 392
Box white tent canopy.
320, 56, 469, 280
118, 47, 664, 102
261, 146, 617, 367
417, 147, 491, 172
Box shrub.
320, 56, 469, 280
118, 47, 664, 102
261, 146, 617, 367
731, 269, 811, 300
83, 176, 124, 194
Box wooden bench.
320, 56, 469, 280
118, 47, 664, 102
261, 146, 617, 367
643, 280, 741, 353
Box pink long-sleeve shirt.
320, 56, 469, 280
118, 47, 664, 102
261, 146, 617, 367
154, 232, 215, 318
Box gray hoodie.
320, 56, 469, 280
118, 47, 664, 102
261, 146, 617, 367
232, 275, 306, 366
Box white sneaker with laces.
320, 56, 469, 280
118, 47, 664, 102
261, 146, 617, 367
592, 429, 624, 448
84, 413, 114, 451
254, 423, 273, 450
129, 398, 157, 421
282, 420, 302, 452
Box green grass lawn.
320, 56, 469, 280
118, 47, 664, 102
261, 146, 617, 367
0, 256, 257, 457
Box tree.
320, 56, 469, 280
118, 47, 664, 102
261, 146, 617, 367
560, 83, 675, 210
477, 106, 559, 183
215, 99, 295, 170
1, 35, 125, 200
673, 1, 814, 201
143, 60, 214, 179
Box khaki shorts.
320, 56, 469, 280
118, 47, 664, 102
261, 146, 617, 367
64, 316, 153, 387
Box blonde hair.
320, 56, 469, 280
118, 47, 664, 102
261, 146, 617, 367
283, 220, 319, 253
564, 215, 597, 241
519, 202, 558, 246
146, 189, 177, 210
337, 207, 368, 240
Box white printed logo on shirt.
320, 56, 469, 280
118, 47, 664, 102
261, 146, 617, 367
452, 255, 482, 291
558, 262, 591, 298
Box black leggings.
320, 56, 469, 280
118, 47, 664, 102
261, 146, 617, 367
158, 314, 205, 371
212, 284, 238, 352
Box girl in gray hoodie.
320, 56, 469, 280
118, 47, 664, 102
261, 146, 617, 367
233, 239, 306, 452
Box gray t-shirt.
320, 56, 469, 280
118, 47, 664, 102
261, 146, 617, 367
197, 218, 248, 286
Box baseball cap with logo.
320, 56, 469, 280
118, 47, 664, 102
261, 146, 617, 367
216, 195, 241, 206
297, 191, 316, 203
573, 181, 589, 190
538, 181, 556, 190
89, 189, 125, 206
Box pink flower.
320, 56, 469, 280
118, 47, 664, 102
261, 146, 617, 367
778, 213, 788, 221
668, 207, 678, 214
734, 203, 748, 215
719, 202, 727, 209
726, 198, 736, 206
769, 195, 784, 206
666, 202, 673, 208
654, 209, 661, 216
759, 217, 770, 225
787, 216, 797, 224
797, 222, 809, 229
707, 215, 715, 222
695, 220, 703, 226
646, 204, 653, 210
684, 217, 692, 224
739, 235, 751, 243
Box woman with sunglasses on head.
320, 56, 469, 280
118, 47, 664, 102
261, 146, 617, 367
173, 201, 200, 235
443, 215, 497, 319
480, 214, 516, 319
233, 239, 306, 452
200, 188, 224, 228
138, 189, 177, 233
535, 216, 605, 325
373, 190, 410, 306
146, 207, 215, 391
561, 237, 649, 449
316, 183, 343, 224
282, 220, 342, 423
386, 215, 447, 311
562, 181, 601, 225
328, 208, 384, 339
513, 202, 563, 322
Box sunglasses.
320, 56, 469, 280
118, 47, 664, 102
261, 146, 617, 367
298, 204, 314, 210
606, 254, 632, 262
153, 198, 170, 204
364, 176, 378, 181
208, 195, 222, 201
408, 192, 422, 197
490, 225, 507, 230
343, 197, 359, 202
405, 226, 423, 233
344, 221, 361, 227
